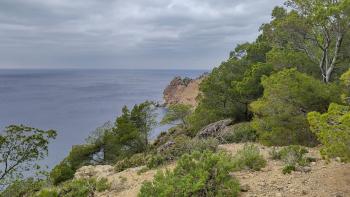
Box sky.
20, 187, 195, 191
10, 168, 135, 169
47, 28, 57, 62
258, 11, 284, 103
0, 0, 284, 70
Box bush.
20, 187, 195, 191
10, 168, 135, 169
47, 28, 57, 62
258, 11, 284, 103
38, 178, 110, 197
158, 136, 219, 163
232, 144, 266, 171
114, 153, 149, 172
278, 145, 308, 166
308, 103, 350, 162
282, 165, 296, 174
50, 162, 75, 185
1, 178, 47, 197
269, 145, 310, 174
34, 189, 59, 197
147, 154, 165, 169
139, 151, 240, 197
222, 122, 258, 143
251, 69, 340, 146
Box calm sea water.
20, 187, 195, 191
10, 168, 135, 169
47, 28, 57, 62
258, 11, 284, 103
0, 69, 205, 168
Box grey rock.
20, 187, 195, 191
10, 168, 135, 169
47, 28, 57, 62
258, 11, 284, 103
157, 141, 175, 153
196, 119, 233, 138
240, 184, 250, 192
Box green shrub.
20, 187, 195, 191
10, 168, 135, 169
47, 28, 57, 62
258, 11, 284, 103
269, 145, 310, 174
34, 188, 59, 197
308, 103, 350, 162
158, 136, 219, 162
147, 154, 165, 169
232, 144, 266, 171
278, 145, 308, 166
139, 151, 240, 197
251, 69, 339, 146
282, 165, 296, 174
59, 178, 110, 197
50, 162, 75, 185
114, 153, 149, 172
222, 122, 258, 143
1, 178, 47, 197
95, 178, 110, 192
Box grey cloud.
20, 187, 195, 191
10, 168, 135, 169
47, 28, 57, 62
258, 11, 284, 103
0, 0, 284, 69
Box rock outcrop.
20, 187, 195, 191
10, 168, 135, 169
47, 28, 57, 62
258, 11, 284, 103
163, 74, 207, 107
195, 119, 234, 139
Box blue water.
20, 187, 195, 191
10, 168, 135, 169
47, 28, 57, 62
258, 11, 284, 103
0, 69, 205, 168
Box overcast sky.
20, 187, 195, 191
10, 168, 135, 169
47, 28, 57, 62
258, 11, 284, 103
0, 0, 284, 69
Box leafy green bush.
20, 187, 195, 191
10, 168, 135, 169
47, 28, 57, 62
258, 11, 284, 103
139, 151, 240, 197
50, 163, 75, 185
50, 162, 75, 185
37, 178, 110, 197
147, 154, 165, 169
34, 188, 59, 197
308, 103, 350, 162
232, 144, 266, 171
157, 135, 219, 163
114, 153, 149, 172
282, 165, 296, 174
278, 145, 308, 166
251, 68, 340, 146
1, 178, 47, 197
269, 145, 310, 174
222, 122, 258, 143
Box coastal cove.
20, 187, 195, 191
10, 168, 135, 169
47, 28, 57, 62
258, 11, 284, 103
0, 69, 206, 168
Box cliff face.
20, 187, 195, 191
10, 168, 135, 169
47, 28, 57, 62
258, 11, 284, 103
163, 75, 206, 107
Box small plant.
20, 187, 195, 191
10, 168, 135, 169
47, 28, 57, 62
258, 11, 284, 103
278, 145, 308, 166
114, 153, 149, 172
222, 122, 258, 143
270, 145, 310, 174
232, 144, 267, 171
35, 188, 59, 197
282, 165, 296, 174
50, 162, 75, 185
147, 154, 165, 169
139, 151, 240, 197
269, 147, 281, 160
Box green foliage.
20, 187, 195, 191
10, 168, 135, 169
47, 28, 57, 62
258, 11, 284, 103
146, 154, 165, 169
158, 136, 219, 163
0, 125, 57, 186
0, 178, 47, 197
340, 69, 350, 105
232, 63, 274, 119
50, 144, 99, 185
114, 153, 149, 172
35, 178, 110, 197
161, 104, 192, 127
251, 68, 340, 146
34, 189, 59, 197
50, 163, 75, 186
232, 144, 266, 171
139, 151, 240, 197
187, 58, 250, 133
266, 1, 350, 82
308, 103, 350, 162
270, 145, 310, 174
282, 165, 296, 174
278, 145, 309, 166
104, 101, 157, 162
222, 122, 258, 143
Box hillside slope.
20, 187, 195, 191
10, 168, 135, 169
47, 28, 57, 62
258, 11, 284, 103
74, 143, 350, 197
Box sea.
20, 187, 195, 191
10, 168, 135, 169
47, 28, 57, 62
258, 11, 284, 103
0, 69, 205, 168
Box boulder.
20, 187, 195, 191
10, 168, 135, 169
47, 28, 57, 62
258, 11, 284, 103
157, 140, 176, 153
75, 165, 114, 179
196, 119, 234, 139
